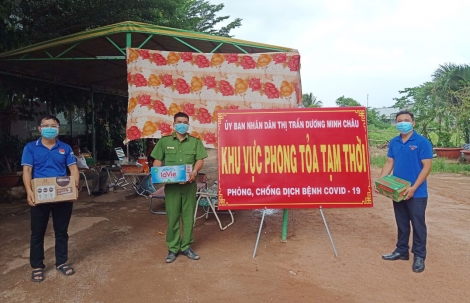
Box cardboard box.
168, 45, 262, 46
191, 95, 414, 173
32, 176, 78, 204
151, 165, 192, 184
375, 175, 411, 202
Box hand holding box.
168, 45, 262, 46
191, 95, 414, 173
375, 175, 411, 202
151, 165, 192, 184
31, 176, 78, 204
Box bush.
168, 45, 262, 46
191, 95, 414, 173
0, 134, 25, 174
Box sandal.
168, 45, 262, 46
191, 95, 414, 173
56, 264, 75, 276
31, 269, 44, 282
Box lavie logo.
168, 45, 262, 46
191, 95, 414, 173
161, 171, 177, 178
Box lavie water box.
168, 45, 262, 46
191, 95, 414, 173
31, 176, 78, 204
375, 175, 411, 202
151, 165, 192, 184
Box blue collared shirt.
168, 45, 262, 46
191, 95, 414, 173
387, 131, 433, 198
21, 138, 76, 179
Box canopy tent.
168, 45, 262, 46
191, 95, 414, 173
0, 21, 294, 156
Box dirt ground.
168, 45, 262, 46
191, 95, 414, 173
1, 149, 469, 303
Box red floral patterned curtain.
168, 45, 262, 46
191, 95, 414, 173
125, 48, 302, 148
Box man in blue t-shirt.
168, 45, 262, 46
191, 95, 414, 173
22, 115, 79, 282
376, 110, 433, 273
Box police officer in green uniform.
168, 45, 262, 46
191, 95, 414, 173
151, 112, 208, 263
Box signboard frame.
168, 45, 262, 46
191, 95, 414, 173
217, 107, 373, 210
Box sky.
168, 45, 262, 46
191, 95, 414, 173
220, 0, 470, 108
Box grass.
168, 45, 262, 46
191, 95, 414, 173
431, 157, 470, 174
368, 126, 397, 147
369, 155, 470, 175
370, 154, 387, 168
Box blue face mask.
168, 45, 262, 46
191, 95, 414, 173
41, 127, 59, 139
396, 122, 413, 135
174, 123, 189, 134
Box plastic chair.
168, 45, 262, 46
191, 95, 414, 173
82, 152, 96, 166
78, 171, 91, 195
77, 151, 115, 192
148, 186, 166, 215
194, 181, 234, 231
82, 153, 118, 194
107, 168, 130, 189
115, 147, 126, 162
106, 147, 130, 190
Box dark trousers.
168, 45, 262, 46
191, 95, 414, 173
393, 197, 427, 258
30, 201, 73, 269
82, 170, 108, 192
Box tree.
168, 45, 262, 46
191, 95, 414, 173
301, 93, 322, 108
431, 63, 470, 146
366, 108, 389, 129
432, 63, 470, 99
453, 86, 470, 143
335, 96, 361, 107
0, 0, 242, 51
393, 83, 445, 141
0, 0, 244, 160
184, 0, 242, 37
310, 96, 323, 108
0, 1, 28, 52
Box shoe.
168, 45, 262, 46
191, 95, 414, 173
92, 191, 101, 196
56, 263, 75, 276
31, 269, 44, 282
382, 251, 409, 261
165, 251, 177, 263
412, 257, 425, 273
182, 247, 200, 260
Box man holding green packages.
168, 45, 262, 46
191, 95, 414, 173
151, 112, 208, 263
376, 110, 433, 273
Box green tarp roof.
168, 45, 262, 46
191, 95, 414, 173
0, 21, 293, 96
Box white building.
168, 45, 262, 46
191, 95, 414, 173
373, 107, 399, 124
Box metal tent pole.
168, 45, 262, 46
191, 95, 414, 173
91, 90, 96, 160
69, 109, 73, 141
